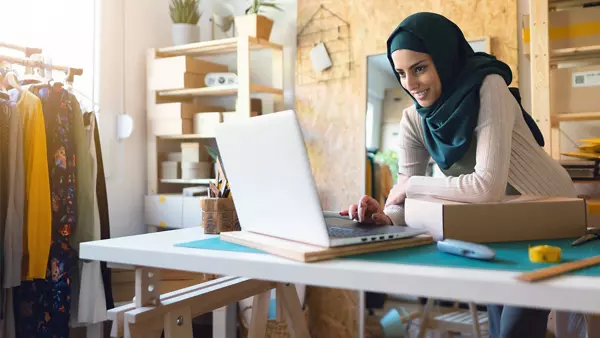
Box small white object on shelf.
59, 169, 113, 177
193, 112, 222, 136
161, 161, 181, 179
205, 72, 238, 86
181, 142, 200, 163
182, 161, 212, 180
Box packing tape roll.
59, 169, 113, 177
529, 245, 562, 263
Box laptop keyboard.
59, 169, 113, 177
324, 215, 397, 238
326, 226, 380, 238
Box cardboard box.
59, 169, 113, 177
150, 118, 193, 136
523, 7, 600, 51
551, 65, 600, 113
145, 194, 206, 229
404, 195, 587, 243
149, 103, 225, 120
183, 196, 204, 228
144, 194, 184, 229
149, 56, 228, 91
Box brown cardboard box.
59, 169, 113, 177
149, 103, 225, 120
551, 65, 600, 113
150, 118, 193, 136
523, 7, 600, 51
148, 55, 228, 91
404, 196, 587, 243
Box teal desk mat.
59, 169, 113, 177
175, 237, 600, 277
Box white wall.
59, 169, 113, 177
517, 0, 600, 156
99, 0, 297, 238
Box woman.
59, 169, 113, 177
341, 12, 577, 338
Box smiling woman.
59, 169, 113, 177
352, 11, 579, 338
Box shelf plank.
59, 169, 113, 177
549, 0, 594, 9
160, 178, 215, 185
156, 37, 283, 57
157, 134, 215, 140
552, 112, 600, 124
525, 45, 600, 64
157, 84, 283, 99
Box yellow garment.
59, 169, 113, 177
16, 90, 51, 280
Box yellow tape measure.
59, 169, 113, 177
529, 245, 562, 263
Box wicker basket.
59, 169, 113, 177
238, 304, 310, 338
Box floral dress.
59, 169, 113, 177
14, 85, 77, 338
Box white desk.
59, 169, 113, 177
80, 228, 600, 334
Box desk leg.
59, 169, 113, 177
248, 290, 271, 338
358, 290, 365, 338
213, 304, 237, 338
277, 283, 311, 338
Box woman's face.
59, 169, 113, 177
391, 49, 442, 107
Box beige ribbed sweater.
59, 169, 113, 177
384, 74, 577, 226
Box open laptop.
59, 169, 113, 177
214, 110, 426, 247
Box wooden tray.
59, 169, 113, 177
220, 231, 433, 262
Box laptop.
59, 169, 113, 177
214, 110, 427, 247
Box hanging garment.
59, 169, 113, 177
0, 97, 25, 338
70, 94, 107, 326
0, 99, 8, 309
15, 85, 77, 338
88, 112, 115, 310
8, 89, 52, 281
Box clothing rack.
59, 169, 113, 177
0, 42, 42, 57
0, 54, 83, 83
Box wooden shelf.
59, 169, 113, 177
549, 0, 594, 9
525, 45, 600, 65
157, 134, 215, 140
552, 112, 600, 124
160, 178, 215, 185
155, 37, 283, 57
157, 84, 283, 99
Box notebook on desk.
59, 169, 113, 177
214, 110, 426, 248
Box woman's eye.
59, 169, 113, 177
397, 72, 406, 78
415, 66, 427, 74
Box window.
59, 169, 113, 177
0, 0, 98, 112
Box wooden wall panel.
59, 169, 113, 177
295, 1, 517, 337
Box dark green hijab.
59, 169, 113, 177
386, 12, 544, 169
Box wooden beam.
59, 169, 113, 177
530, 0, 552, 155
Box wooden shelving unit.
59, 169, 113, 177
160, 178, 216, 185
157, 83, 284, 99
528, 1, 600, 160
146, 36, 285, 196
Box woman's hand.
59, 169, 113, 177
385, 174, 410, 207
339, 195, 393, 225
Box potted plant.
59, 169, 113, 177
169, 0, 202, 45
235, 0, 283, 41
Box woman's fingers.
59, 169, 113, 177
349, 204, 359, 220
372, 213, 393, 225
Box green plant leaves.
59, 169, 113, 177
244, 0, 284, 15
169, 0, 201, 24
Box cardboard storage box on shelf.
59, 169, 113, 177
551, 65, 600, 113
222, 110, 260, 123
149, 103, 225, 120
404, 195, 587, 243
161, 161, 180, 179
522, 7, 600, 51
144, 194, 207, 229
144, 194, 184, 229
151, 118, 193, 136
193, 112, 222, 136
148, 55, 228, 91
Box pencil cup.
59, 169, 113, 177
201, 197, 241, 234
